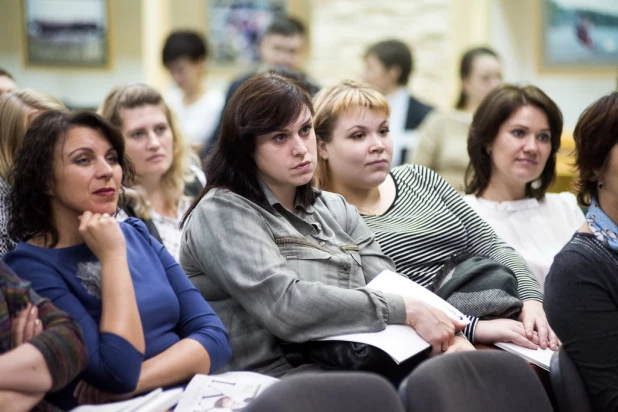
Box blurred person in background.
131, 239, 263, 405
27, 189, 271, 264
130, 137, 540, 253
163, 30, 225, 153
362, 39, 433, 166
0, 89, 65, 255
412, 47, 502, 192
0, 68, 16, 96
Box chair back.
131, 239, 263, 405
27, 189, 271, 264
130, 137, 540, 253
399, 350, 553, 412
550, 347, 593, 412
244, 371, 405, 412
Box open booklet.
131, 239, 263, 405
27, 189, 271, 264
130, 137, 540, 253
175, 371, 279, 411
494, 342, 555, 371
320, 270, 469, 364
71, 372, 279, 412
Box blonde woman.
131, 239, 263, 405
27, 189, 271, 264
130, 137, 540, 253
314, 81, 559, 351
0, 89, 65, 254
99, 83, 204, 260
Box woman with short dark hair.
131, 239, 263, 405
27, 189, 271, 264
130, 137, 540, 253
5, 110, 230, 409
464, 84, 584, 290
544, 92, 618, 412
180, 72, 468, 377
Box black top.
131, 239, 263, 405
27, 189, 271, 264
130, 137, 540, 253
544, 233, 618, 412
404, 95, 433, 131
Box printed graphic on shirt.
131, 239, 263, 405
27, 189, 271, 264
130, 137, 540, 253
76, 261, 102, 299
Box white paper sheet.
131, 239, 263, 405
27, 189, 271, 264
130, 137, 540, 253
494, 342, 555, 371
320, 270, 469, 363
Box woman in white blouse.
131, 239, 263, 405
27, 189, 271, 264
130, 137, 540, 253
464, 84, 585, 291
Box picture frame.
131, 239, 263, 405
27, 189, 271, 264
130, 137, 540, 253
538, 0, 618, 73
206, 0, 287, 68
22, 0, 110, 68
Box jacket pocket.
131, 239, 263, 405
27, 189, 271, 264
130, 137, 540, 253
275, 237, 335, 283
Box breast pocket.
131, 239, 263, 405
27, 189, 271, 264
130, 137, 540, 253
276, 238, 336, 284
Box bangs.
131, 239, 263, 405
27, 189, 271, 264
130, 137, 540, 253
240, 84, 313, 137
332, 87, 391, 118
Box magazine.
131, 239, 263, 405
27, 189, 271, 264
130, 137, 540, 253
174, 371, 279, 412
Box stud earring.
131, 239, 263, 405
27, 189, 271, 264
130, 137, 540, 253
531, 179, 542, 190
598, 182, 604, 189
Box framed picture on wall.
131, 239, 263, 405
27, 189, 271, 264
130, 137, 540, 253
207, 0, 287, 68
539, 0, 618, 72
22, 0, 110, 68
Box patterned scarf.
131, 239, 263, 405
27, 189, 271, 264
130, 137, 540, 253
586, 197, 618, 251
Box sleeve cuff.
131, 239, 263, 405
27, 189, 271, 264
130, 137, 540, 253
463, 316, 479, 343
385, 293, 407, 324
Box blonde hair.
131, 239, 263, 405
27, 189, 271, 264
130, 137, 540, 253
0, 89, 65, 181
313, 80, 391, 189
98, 83, 198, 219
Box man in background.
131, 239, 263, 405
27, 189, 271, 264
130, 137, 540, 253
203, 16, 317, 158
163, 30, 225, 153
363, 40, 433, 166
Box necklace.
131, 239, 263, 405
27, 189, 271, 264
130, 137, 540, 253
358, 192, 382, 216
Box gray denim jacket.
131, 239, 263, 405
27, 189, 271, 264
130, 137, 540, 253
179, 184, 406, 377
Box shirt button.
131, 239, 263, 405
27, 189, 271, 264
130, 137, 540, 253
319, 241, 325, 246
343, 263, 350, 270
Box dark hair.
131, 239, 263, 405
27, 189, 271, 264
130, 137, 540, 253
573, 92, 618, 206
455, 47, 499, 110
162, 30, 208, 66
364, 40, 413, 86
465, 84, 562, 200
0, 67, 14, 80
8, 110, 134, 247
182, 71, 317, 225
264, 16, 306, 37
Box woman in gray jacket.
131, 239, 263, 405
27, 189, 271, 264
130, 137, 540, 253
179, 72, 471, 378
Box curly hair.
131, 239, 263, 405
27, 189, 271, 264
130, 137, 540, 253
572, 91, 618, 206
8, 110, 134, 247
98, 82, 197, 219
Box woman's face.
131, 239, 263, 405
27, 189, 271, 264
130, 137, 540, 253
120, 104, 174, 182
463, 54, 502, 109
318, 107, 392, 190
254, 106, 316, 194
487, 105, 552, 189
49, 126, 122, 218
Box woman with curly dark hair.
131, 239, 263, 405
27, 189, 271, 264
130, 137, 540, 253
5, 110, 230, 409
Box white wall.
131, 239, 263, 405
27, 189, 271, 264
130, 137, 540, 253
490, 0, 616, 130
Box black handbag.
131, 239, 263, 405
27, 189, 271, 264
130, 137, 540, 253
280, 339, 430, 385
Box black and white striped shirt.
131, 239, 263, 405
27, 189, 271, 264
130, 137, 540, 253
362, 165, 542, 339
